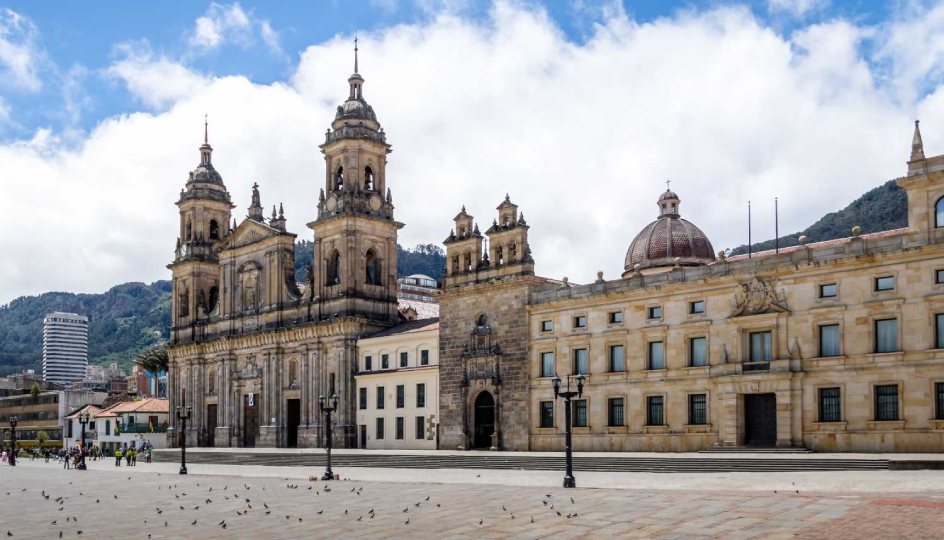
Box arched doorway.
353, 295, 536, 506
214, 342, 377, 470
473, 391, 495, 449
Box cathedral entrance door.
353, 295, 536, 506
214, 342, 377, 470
243, 394, 258, 448
206, 405, 217, 447
744, 393, 777, 446
473, 391, 495, 449
286, 399, 300, 448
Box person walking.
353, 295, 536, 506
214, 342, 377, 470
130, 447, 137, 467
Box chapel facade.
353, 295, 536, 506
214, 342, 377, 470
166, 48, 406, 449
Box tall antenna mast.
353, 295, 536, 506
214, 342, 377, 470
748, 200, 752, 259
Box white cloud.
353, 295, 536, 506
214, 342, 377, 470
0, 96, 10, 123
0, 8, 43, 91
189, 2, 281, 54
106, 42, 210, 110
2, 1, 944, 303
767, 0, 829, 18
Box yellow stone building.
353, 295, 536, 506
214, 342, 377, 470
521, 121, 944, 452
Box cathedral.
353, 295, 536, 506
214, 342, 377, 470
167, 47, 408, 449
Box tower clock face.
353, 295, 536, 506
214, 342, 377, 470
369, 193, 382, 211
326, 194, 338, 212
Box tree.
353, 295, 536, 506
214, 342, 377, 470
135, 345, 169, 375
30, 382, 40, 397
37, 430, 49, 446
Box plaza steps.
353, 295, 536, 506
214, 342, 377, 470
700, 446, 814, 453
153, 450, 888, 473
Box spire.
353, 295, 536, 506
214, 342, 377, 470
348, 37, 364, 101
199, 114, 213, 167
248, 182, 264, 222
912, 119, 925, 161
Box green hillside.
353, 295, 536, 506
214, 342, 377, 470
0, 243, 445, 376
729, 180, 907, 255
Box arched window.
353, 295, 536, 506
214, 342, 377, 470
464, 251, 472, 272
209, 219, 219, 240
509, 241, 517, 262
452, 256, 459, 274
364, 166, 374, 191
334, 166, 344, 191
327, 249, 341, 285
496, 245, 504, 265
207, 286, 219, 313
288, 360, 298, 388
178, 287, 190, 317
936, 197, 944, 228
185, 219, 192, 241
365, 249, 381, 285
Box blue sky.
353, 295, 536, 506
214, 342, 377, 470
2, 0, 944, 303
0, 0, 909, 141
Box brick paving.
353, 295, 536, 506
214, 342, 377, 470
1, 462, 943, 539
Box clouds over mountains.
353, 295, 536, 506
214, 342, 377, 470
1, 1, 944, 303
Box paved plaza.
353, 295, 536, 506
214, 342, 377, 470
2, 458, 944, 539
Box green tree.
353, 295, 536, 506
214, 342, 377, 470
36, 430, 48, 446
135, 345, 169, 374
30, 382, 40, 397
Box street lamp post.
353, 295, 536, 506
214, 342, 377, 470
77, 412, 90, 470
176, 396, 192, 475
8, 416, 17, 467
552, 373, 585, 489
318, 393, 339, 481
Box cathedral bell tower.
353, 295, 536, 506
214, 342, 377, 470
308, 41, 402, 323
168, 119, 234, 343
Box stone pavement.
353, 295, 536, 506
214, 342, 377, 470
2, 460, 944, 539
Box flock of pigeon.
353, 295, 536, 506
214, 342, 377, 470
3, 469, 585, 537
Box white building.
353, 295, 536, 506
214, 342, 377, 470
43, 312, 89, 385
64, 398, 169, 452
355, 318, 439, 449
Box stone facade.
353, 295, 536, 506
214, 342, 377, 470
166, 50, 407, 450
434, 121, 944, 453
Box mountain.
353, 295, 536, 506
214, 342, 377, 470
0, 243, 445, 376
728, 180, 907, 256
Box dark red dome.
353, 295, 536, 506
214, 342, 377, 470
624, 190, 716, 273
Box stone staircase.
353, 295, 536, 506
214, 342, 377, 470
153, 450, 888, 473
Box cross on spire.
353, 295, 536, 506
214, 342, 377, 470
665, 179, 671, 191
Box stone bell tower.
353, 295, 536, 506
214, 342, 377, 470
169, 119, 234, 343
308, 41, 401, 324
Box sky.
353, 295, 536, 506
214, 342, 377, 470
1, 0, 943, 304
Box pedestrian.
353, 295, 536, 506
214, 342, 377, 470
146, 447, 152, 464
1, 450, 7, 464
130, 447, 137, 466
115, 447, 122, 467
63, 449, 71, 470
125, 447, 132, 466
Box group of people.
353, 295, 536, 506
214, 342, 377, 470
2, 441, 155, 467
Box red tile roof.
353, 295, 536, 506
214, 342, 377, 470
101, 398, 168, 415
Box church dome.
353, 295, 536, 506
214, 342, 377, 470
336, 96, 377, 122
624, 189, 716, 274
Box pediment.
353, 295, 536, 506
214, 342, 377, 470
220, 219, 282, 250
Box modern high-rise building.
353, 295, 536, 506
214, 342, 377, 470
42, 312, 89, 385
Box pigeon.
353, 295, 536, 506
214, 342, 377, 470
570, 497, 575, 504
425, 496, 430, 501
405, 518, 410, 525
502, 505, 506, 511
50, 521, 56, 525
6, 532, 11, 537
556, 511, 562, 517
218, 521, 225, 526
414, 502, 421, 508
191, 520, 197, 526
403, 508, 408, 513
263, 503, 269, 509
356, 516, 362, 522
530, 516, 534, 524
479, 519, 484, 526
317, 510, 323, 515
298, 518, 302, 522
